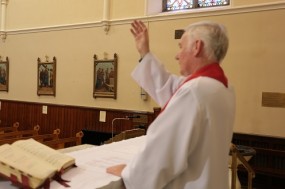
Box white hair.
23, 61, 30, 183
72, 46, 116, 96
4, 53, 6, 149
184, 21, 229, 62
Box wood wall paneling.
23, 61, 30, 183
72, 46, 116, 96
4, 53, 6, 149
0, 100, 158, 138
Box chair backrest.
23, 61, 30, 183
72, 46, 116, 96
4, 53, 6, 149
124, 128, 145, 140
230, 144, 255, 189
104, 128, 145, 144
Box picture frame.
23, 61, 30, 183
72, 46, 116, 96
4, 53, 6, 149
93, 53, 118, 99
0, 56, 9, 92
37, 56, 56, 96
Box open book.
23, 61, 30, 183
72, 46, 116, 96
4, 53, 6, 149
0, 138, 76, 189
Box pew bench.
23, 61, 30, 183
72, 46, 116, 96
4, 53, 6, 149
43, 131, 84, 149
0, 122, 20, 134
0, 125, 40, 140
28, 128, 60, 143
0, 128, 59, 146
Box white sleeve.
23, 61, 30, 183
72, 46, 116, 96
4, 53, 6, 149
131, 52, 185, 107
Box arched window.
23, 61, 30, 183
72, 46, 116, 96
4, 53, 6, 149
163, 0, 230, 12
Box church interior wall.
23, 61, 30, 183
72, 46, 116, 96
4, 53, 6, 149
0, 0, 285, 137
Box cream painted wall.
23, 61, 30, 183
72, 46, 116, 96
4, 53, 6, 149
225, 10, 285, 136
5, 0, 145, 29
6, 0, 104, 29
145, 8, 285, 137
1, 1, 285, 137
1, 25, 154, 110
111, 0, 145, 20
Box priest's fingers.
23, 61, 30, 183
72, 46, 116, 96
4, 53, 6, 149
130, 20, 150, 57
106, 164, 126, 177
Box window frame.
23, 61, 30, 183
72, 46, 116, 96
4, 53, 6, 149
162, 0, 230, 12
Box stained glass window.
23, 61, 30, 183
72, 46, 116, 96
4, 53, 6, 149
164, 0, 194, 11
163, 0, 229, 12
198, 0, 229, 8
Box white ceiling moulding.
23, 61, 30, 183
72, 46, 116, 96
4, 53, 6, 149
5, 1, 285, 36
7, 21, 103, 35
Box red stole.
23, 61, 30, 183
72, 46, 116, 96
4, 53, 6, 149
160, 63, 228, 113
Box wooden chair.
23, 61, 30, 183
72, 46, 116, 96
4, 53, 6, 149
124, 128, 145, 139
0, 125, 40, 140
104, 128, 145, 144
230, 144, 255, 189
43, 131, 84, 149
0, 122, 20, 134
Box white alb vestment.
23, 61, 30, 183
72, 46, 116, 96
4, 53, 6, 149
122, 53, 235, 189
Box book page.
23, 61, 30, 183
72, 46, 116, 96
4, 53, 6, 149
0, 144, 55, 180
12, 139, 75, 171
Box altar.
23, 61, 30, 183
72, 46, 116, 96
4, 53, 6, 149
0, 136, 255, 189
0, 136, 146, 189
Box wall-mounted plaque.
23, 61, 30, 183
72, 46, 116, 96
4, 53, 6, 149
262, 92, 285, 108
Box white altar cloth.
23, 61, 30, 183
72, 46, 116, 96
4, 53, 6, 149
0, 136, 146, 189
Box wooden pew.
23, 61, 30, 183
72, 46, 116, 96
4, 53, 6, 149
30, 128, 60, 142
43, 131, 84, 149
104, 128, 145, 144
0, 125, 40, 140
0, 122, 20, 134
0, 128, 60, 146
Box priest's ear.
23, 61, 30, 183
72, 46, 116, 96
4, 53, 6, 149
192, 40, 204, 57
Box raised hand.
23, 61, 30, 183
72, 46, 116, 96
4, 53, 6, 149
130, 20, 150, 58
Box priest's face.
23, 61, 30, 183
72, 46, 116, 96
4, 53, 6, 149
175, 34, 195, 76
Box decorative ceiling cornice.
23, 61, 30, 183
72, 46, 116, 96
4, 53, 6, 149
4, 1, 285, 35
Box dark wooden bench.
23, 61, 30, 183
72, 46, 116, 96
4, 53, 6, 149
0, 122, 20, 134
0, 125, 40, 140
0, 128, 60, 146
43, 131, 84, 149
30, 128, 60, 143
